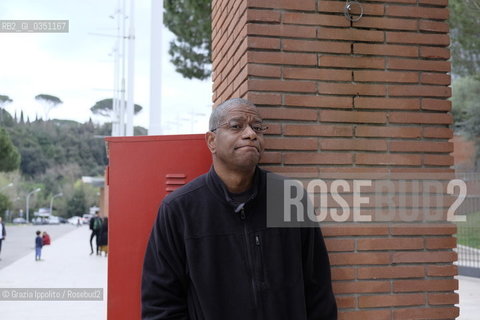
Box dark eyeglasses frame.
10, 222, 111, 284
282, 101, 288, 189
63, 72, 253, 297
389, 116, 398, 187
210, 121, 269, 134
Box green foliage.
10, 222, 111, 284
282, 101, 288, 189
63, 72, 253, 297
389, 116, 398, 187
0, 109, 15, 127
451, 76, 480, 129
0, 110, 113, 219
0, 193, 11, 219
161, 0, 479, 80
0, 127, 20, 172
90, 98, 143, 118
66, 187, 87, 217
449, 0, 480, 77
35, 94, 63, 119
0, 95, 13, 123
35, 94, 62, 105
456, 211, 480, 249
465, 106, 480, 140
164, 0, 212, 79
3, 117, 108, 177
452, 76, 480, 169
0, 95, 13, 105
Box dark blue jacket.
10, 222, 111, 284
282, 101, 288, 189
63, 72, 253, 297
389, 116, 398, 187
142, 167, 337, 320
35, 236, 43, 248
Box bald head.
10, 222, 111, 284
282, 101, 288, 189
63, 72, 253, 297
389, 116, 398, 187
209, 98, 257, 131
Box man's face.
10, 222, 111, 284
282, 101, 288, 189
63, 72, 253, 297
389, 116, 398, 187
207, 104, 265, 172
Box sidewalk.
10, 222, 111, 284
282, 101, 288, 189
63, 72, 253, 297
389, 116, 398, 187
457, 275, 480, 320
0, 224, 479, 319
0, 225, 106, 320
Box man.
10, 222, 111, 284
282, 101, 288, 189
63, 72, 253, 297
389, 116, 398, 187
142, 98, 337, 319
89, 212, 101, 255
0, 217, 5, 260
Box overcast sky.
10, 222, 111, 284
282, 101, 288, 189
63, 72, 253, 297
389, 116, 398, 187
0, 0, 212, 134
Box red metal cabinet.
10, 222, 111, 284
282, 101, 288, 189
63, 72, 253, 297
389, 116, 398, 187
105, 134, 211, 320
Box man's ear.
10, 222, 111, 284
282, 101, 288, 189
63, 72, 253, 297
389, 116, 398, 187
205, 131, 216, 154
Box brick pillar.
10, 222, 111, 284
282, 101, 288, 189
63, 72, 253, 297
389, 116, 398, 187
212, 0, 458, 319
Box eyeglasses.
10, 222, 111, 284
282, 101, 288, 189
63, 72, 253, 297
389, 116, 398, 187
210, 120, 269, 134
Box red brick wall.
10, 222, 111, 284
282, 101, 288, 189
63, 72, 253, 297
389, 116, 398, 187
212, 0, 458, 319
211, 0, 249, 103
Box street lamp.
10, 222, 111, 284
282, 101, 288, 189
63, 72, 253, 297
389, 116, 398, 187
26, 188, 41, 224
0, 182, 13, 191
49, 193, 63, 216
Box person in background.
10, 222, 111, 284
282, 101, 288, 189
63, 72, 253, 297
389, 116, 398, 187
42, 231, 51, 246
97, 217, 108, 257
35, 230, 43, 261
89, 212, 101, 255
0, 217, 6, 261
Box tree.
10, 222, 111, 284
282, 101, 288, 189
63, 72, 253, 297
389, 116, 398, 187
0, 127, 20, 172
452, 76, 480, 169
162, 0, 479, 80
164, 0, 211, 80
0, 193, 11, 220
449, 0, 480, 77
465, 104, 480, 170
90, 98, 143, 118
35, 94, 63, 120
451, 76, 480, 129
0, 95, 13, 122
66, 187, 87, 217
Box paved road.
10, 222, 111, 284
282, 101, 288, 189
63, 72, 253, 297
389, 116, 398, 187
0, 225, 106, 320
0, 224, 82, 269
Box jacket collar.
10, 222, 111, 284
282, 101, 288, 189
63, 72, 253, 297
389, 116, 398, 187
206, 166, 264, 210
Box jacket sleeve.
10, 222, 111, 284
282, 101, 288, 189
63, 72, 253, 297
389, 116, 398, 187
142, 202, 189, 320
302, 226, 338, 320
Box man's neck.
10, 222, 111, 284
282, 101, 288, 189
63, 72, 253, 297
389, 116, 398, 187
213, 163, 255, 193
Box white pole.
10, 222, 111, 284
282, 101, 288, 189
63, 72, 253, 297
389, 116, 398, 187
112, 41, 119, 136
119, 0, 127, 136
126, 0, 135, 136
49, 193, 63, 216
26, 188, 41, 224
120, 78, 126, 136
112, 1, 121, 136
149, 0, 163, 135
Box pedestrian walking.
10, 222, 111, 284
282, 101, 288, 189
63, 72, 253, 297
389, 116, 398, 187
35, 230, 43, 261
89, 213, 102, 255
0, 217, 6, 261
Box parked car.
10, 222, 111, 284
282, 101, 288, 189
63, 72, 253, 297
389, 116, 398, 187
47, 216, 60, 224
82, 214, 93, 224
32, 217, 47, 225
13, 217, 27, 224
68, 216, 82, 225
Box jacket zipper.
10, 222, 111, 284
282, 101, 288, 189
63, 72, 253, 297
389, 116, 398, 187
255, 234, 264, 282
240, 207, 259, 309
